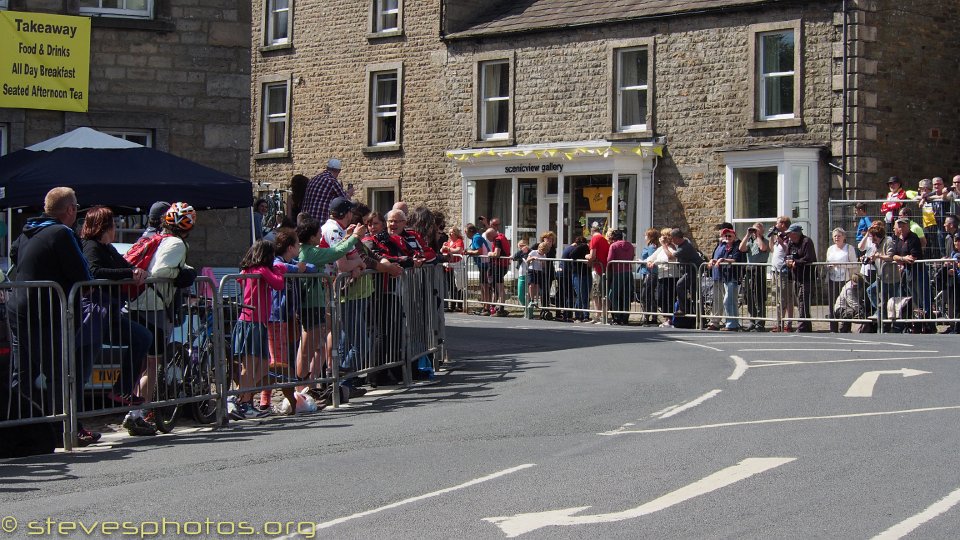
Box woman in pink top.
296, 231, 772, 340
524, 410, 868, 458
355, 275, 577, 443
232, 240, 287, 418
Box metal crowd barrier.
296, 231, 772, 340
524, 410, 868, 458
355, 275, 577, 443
450, 252, 960, 334
218, 272, 337, 411
0, 265, 448, 451
442, 257, 467, 313
522, 257, 594, 322
463, 255, 522, 316
0, 281, 72, 449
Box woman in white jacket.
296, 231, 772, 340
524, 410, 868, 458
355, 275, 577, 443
125, 202, 196, 435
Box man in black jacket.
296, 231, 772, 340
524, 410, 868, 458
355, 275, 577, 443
6, 187, 93, 450
893, 217, 932, 331
670, 228, 704, 328
785, 224, 817, 332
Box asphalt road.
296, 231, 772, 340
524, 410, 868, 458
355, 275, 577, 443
1, 316, 959, 539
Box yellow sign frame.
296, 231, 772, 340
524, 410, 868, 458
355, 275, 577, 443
0, 10, 91, 112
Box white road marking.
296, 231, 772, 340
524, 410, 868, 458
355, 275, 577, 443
601, 405, 960, 435
483, 457, 795, 537
276, 464, 536, 538
666, 338, 723, 352
871, 485, 960, 540
738, 349, 939, 353
729, 355, 749, 380
844, 368, 930, 397
658, 390, 722, 419
833, 337, 915, 347
749, 355, 960, 368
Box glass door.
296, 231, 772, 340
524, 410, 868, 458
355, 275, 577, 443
517, 178, 538, 248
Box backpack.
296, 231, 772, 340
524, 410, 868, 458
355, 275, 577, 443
120, 234, 171, 299
494, 235, 511, 267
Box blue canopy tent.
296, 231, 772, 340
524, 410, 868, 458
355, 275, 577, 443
0, 128, 252, 211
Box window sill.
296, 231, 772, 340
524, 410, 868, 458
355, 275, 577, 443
471, 138, 514, 148
748, 118, 802, 130
88, 17, 175, 32
362, 144, 402, 154
254, 151, 290, 160
367, 30, 404, 40
259, 42, 293, 54
607, 130, 652, 141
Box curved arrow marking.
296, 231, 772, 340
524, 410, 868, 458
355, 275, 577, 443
844, 368, 930, 397
483, 457, 795, 537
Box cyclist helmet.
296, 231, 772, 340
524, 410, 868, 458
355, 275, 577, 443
164, 202, 196, 231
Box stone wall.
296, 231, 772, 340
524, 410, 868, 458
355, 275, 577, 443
865, 0, 960, 187
2, 0, 253, 268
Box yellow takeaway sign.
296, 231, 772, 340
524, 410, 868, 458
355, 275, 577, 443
0, 11, 91, 112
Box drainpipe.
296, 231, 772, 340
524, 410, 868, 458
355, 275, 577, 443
841, 0, 849, 196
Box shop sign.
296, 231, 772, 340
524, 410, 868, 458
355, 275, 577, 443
0, 11, 91, 112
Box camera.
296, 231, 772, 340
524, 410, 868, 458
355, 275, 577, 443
748, 227, 757, 233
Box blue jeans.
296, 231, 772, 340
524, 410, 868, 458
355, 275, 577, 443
338, 298, 369, 378
722, 281, 740, 328
572, 273, 592, 320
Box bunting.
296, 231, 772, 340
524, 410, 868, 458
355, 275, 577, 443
445, 143, 665, 162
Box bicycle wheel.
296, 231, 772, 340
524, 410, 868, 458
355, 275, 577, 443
152, 345, 186, 433
191, 346, 220, 424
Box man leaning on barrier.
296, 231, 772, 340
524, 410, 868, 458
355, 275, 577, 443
6, 187, 96, 450
785, 224, 817, 333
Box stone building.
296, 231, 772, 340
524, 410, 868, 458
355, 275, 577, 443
0, 0, 252, 267
250, 0, 959, 252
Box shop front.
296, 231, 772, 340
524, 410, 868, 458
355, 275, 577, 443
446, 141, 664, 251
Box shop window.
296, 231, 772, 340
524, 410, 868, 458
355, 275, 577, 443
257, 76, 291, 156
264, 0, 292, 48
371, 0, 401, 35
0, 1, 8, 10
101, 128, 153, 147
724, 148, 819, 242
0, 124, 7, 155
79, 0, 153, 18
367, 67, 401, 148
478, 59, 512, 142
749, 21, 801, 127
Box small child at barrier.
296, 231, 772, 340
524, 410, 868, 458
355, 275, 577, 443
230, 240, 294, 419
261, 228, 317, 413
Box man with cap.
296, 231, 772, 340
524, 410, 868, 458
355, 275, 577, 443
141, 201, 170, 239
785, 223, 817, 332
668, 228, 704, 328
881, 176, 907, 227
303, 158, 354, 221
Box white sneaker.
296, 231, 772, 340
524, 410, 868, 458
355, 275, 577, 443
226, 397, 245, 420
659, 322, 673, 328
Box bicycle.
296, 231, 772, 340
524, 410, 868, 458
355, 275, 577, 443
152, 296, 246, 432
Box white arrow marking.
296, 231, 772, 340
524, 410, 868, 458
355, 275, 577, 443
483, 457, 795, 537
844, 368, 931, 397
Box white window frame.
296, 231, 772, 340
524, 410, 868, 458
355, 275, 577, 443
0, 1, 8, 11
0, 125, 7, 156
101, 128, 152, 147
265, 0, 291, 47
724, 147, 820, 251
373, 0, 399, 33
370, 71, 399, 146
479, 60, 511, 141
615, 45, 651, 133
758, 30, 796, 120
259, 78, 291, 155
79, 0, 154, 19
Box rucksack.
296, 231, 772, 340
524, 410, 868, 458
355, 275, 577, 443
120, 233, 171, 299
